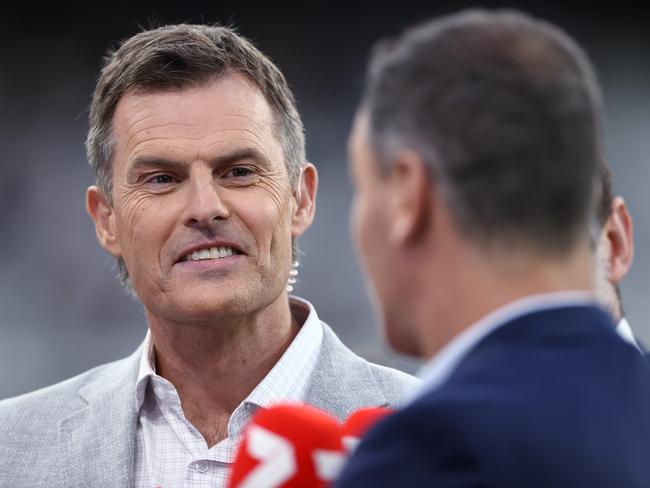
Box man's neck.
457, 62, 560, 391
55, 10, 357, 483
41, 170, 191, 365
413, 243, 595, 359
146, 294, 299, 447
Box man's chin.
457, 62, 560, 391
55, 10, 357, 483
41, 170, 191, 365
143, 289, 251, 325
140, 278, 286, 325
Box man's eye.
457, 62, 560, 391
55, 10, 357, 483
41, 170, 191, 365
147, 174, 176, 184
229, 167, 254, 178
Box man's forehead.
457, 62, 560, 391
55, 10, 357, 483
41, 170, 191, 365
110, 75, 281, 163
114, 76, 273, 130
349, 111, 370, 153
351, 111, 377, 158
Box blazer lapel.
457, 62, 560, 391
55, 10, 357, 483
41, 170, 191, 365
59, 346, 142, 487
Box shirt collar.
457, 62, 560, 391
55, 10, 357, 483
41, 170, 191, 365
134, 295, 324, 412
245, 296, 323, 408
616, 318, 641, 352
134, 329, 156, 411
412, 291, 598, 402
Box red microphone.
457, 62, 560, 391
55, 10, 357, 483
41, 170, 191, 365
341, 407, 394, 452
227, 403, 346, 488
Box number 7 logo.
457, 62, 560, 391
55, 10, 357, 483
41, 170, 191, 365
235, 425, 346, 487
236, 425, 297, 488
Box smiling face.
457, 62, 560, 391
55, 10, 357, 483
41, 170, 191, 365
87, 73, 315, 324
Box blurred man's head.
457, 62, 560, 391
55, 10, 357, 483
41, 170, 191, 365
594, 167, 634, 321
349, 10, 605, 356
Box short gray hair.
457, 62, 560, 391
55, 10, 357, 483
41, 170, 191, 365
362, 9, 604, 255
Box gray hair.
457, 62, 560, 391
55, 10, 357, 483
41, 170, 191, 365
362, 9, 605, 255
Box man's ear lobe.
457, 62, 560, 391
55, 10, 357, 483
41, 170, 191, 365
291, 163, 318, 238
388, 150, 431, 246
86, 186, 122, 257
604, 196, 634, 283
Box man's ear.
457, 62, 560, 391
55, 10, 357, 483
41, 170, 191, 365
291, 163, 318, 238
387, 150, 431, 246
601, 196, 634, 283
86, 186, 122, 257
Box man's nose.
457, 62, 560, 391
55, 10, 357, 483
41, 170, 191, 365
183, 174, 230, 227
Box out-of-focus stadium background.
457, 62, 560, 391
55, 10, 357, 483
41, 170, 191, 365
1, 1, 648, 398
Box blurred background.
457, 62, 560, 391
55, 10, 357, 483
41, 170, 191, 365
1, 1, 648, 398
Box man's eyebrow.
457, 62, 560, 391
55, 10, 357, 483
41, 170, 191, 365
209, 147, 272, 168
127, 148, 272, 175
128, 156, 183, 172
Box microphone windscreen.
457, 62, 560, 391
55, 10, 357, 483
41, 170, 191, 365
341, 407, 394, 452
228, 403, 346, 488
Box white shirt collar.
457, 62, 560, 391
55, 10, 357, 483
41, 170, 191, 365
616, 318, 641, 352
134, 330, 156, 410
246, 296, 323, 408
412, 291, 598, 402
134, 295, 324, 412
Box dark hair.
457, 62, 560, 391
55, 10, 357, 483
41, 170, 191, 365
86, 24, 305, 285
597, 164, 614, 226
362, 9, 605, 254
596, 162, 623, 317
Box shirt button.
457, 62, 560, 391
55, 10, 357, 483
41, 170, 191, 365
194, 461, 209, 473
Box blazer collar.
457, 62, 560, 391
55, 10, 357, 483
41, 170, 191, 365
58, 342, 144, 488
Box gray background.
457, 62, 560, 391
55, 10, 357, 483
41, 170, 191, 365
1, 2, 648, 398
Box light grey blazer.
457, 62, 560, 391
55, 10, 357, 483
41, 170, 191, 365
0, 324, 419, 487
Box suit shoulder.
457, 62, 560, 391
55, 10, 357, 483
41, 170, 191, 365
0, 351, 139, 423
336, 390, 485, 487
306, 322, 420, 415
365, 360, 421, 404
323, 322, 420, 401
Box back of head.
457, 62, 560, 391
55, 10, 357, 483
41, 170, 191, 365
362, 9, 605, 255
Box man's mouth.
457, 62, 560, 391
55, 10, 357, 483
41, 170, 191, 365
183, 246, 241, 262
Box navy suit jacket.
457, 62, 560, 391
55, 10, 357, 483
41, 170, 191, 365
336, 306, 650, 487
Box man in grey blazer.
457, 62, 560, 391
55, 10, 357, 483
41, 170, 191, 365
0, 24, 417, 487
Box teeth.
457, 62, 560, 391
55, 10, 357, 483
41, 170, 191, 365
185, 247, 236, 261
